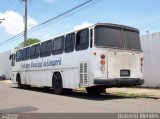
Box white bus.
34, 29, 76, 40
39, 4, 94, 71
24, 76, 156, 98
10, 23, 144, 94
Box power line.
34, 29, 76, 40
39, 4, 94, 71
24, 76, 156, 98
0, 32, 22, 45
0, 0, 102, 46
27, 0, 102, 36
29, 0, 99, 31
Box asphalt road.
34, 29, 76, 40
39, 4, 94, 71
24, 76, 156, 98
0, 80, 160, 113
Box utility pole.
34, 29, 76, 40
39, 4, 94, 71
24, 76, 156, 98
22, 0, 28, 47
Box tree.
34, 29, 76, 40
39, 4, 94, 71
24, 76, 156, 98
15, 38, 40, 49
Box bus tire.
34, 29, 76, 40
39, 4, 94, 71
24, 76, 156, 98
52, 72, 64, 95
16, 74, 23, 89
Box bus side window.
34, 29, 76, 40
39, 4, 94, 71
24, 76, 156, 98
40, 40, 52, 57
22, 47, 30, 61
30, 44, 40, 59
90, 29, 93, 48
35, 44, 40, 58
26, 47, 30, 59
16, 50, 22, 62
22, 48, 27, 61
52, 36, 64, 55
76, 29, 89, 51
65, 33, 75, 53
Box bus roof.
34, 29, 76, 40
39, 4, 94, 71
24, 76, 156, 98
14, 23, 139, 51
95, 23, 139, 32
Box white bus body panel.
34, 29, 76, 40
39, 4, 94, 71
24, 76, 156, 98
90, 48, 143, 82
12, 49, 91, 89
107, 50, 141, 79
11, 47, 143, 89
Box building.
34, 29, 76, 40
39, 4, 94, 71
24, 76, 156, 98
141, 32, 160, 88
0, 50, 11, 79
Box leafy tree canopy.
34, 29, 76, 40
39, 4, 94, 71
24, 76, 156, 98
15, 38, 40, 49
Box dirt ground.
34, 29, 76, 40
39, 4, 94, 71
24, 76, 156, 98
0, 80, 160, 113
107, 87, 160, 99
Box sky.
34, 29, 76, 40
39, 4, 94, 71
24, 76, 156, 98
0, 0, 160, 52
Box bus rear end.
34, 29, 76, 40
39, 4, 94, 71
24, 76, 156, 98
88, 24, 144, 92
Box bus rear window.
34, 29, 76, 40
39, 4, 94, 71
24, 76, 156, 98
95, 25, 141, 51
123, 29, 141, 51
95, 26, 123, 48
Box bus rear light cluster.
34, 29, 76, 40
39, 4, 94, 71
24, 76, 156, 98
100, 54, 106, 71
100, 54, 106, 65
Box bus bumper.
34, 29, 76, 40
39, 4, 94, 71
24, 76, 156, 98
94, 78, 144, 87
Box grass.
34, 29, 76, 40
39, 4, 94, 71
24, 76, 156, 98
116, 92, 149, 98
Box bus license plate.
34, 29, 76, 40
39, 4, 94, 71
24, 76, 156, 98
120, 70, 130, 77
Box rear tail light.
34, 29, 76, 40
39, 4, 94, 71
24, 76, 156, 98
101, 60, 106, 65
101, 54, 105, 59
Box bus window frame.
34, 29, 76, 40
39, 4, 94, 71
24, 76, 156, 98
22, 47, 30, 61
40, 40, 52, 57
30, 44, 40, 59
76, 28, 89, 51
65, 32, 75, 53
123, 29, 142, 51
16, 50, 22, 62
90, 29, 93, 48
52, 36, 64, 55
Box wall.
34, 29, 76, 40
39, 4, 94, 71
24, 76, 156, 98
0, 50, 11, 79
141, 32, 160, 88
